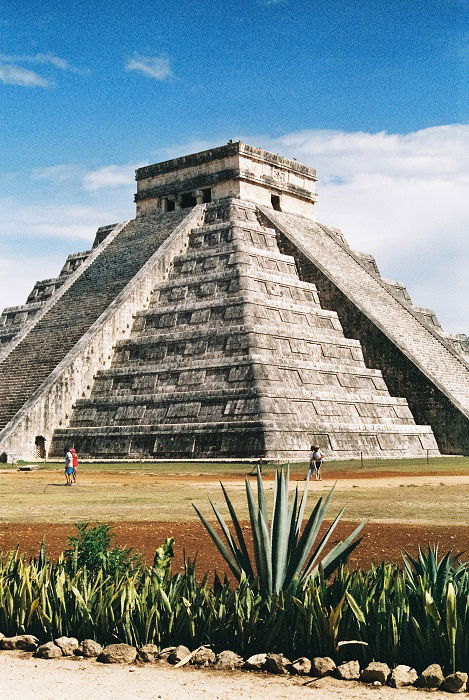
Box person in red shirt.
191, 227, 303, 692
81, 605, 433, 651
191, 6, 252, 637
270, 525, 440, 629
70, 447, 79, 484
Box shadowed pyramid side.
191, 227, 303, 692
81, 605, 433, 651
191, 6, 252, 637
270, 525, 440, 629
259, 207, 469, 454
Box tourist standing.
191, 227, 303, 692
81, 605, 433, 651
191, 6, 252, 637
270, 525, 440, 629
70, 447, 79, 484
308, 445, 324, 480
64, 447, 74, 486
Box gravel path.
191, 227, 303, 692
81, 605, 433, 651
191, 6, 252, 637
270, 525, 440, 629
0, 652, 446, 700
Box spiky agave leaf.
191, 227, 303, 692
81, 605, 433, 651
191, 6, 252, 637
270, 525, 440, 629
193, 467, 366, 594
191, 503, 242, 580
275, 469, 291, 592
219, 482, 254, 578
283, 486, 338, 587
244, 474, 264, 579
403, 545, 469, 595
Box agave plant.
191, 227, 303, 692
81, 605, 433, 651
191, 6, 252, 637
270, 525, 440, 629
403, 545, 469, 595
193, 467, 366, 594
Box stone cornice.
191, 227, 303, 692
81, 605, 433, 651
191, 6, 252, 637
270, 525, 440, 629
136, 141, 316, 181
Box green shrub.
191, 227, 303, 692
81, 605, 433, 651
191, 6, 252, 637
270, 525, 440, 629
0, 531, 468, 673
64, 523, 142, 576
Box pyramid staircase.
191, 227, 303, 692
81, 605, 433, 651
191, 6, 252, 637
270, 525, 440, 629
0, 210, 192, 458
260, 209, 469, 454
52, 199, 437, 459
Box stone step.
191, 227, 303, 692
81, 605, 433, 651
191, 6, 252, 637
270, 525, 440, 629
134, 294, 338, 320
172, 239, 296, 266
116, 323, 362, 349
52, 419, 436, 460
70, 391, 415, 427
91, 362, 407, 404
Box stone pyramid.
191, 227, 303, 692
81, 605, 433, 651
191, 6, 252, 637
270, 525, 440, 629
0, 142, 467, 461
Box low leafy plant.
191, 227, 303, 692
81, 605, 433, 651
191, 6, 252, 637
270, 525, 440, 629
403, 545, 469, 595
152, 537, 175, 579
402, 546, 469, 673
64, 523, 142, 575
0, 536, 468, 671
193, 467, 366, 594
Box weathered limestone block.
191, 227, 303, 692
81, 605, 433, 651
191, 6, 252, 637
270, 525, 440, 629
35, 641, 63, 659
264, 653, 292, 674
167, 645, 191, 664
418, 663, 445, 688
98, 643, 137, 664
290, 657, 312, 675
190, 646, 216, 667
441, 672, 468, 693
311, 656, 336, 677
243, 653, 267, 671
336, 660, 360, 681
0, 634, 39, 651
137, 643, 159, 663
214, 650, 244, 670
75, 639, 103, 658
388, 665, 418, 688
359, 662, 391, 684
156, 646, 176, 662
54, 636, 79, 656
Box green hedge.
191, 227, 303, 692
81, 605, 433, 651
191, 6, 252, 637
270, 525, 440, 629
0, 544, 468, 673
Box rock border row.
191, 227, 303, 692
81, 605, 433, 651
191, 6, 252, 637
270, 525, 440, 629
1, 633, 467, 693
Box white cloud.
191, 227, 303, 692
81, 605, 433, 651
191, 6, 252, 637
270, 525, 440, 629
125, 55, 172, 80
0, 52, 88, 74
0, 198, 121, 241
82, 164, 137, 191
0, 63, 49, 87
31, 165, 81, 183
29, 163, 137, 190
271, 125, 469, 182
260, 125, 469, 333
0, 255, 66, 311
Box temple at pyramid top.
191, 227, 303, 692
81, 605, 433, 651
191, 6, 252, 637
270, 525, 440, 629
134, 141, 318, 218
0, 141, 467, 462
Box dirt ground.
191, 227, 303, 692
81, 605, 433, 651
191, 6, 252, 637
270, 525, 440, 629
0, 467, 467, 697
1, 467, 469, 571
2, 467, 469, 525
0, 651, 447, 700
0, 518, 467, 573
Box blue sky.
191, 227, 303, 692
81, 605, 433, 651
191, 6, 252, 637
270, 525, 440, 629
1, 0, 468, 331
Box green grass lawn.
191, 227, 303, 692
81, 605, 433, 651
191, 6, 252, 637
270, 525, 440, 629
14, 454, 469, 476
0, 460, 468, 523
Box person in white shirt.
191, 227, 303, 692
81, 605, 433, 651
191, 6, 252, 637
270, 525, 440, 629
64, 448, 74, 486
308, 445, 324, 480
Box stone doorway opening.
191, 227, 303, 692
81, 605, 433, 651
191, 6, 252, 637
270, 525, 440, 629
180, 192, 197, 208
35, 435, 46, 459
271, 194, 282, 211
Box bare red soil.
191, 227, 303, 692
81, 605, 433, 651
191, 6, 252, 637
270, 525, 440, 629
0, 520, 467, 574
92, 469, 467, 482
